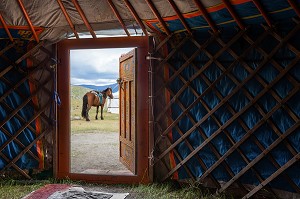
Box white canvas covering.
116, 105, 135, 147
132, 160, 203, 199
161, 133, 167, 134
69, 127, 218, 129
107, 92, 119, 114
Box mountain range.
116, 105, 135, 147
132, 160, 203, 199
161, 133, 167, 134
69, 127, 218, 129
76, 83, 119, 93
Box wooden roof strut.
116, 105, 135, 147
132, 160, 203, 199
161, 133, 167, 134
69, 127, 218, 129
0, 13, 13, 42
107, 0, 130, 36
71, 0, 96, 38
221, 0, 245, 30
57, 0, 79, 39
123, 0, 148, 36
16, 0, 39, 42
252, 0, 272, 27
145, 0, 171, 35
287, 0, 300, 17
193, 0, 218, 33
167, 0, 192, 35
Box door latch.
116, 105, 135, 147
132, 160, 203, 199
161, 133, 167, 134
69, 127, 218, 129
117, 78, 124, 90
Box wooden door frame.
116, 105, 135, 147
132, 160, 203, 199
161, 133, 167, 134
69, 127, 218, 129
56, 36, 150, 183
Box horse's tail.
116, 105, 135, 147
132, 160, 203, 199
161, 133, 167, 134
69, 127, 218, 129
81, 94, 88, 118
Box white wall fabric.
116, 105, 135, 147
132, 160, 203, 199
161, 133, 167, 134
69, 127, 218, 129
106, 92, 119, 114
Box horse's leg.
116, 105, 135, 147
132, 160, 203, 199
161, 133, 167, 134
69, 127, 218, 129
101, 105, 104, 120
95, 106, 99, 120
86, 104, 91, 121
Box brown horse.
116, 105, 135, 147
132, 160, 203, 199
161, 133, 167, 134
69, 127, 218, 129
81, 87, 114, 121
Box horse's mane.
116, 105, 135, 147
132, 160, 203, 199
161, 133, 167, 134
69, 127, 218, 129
102, 87, 112, 93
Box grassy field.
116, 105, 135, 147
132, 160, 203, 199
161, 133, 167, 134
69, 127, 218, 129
71, 113, 119, 133
71, 85, 119, 133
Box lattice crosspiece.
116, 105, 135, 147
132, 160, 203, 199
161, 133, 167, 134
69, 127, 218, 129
0, 40, 54, 179
151, 20, 300, 198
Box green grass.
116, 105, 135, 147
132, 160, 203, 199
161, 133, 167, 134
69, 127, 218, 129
0, 180, 47, 199
131, 182, 230, 199
0, 180, 230, 199
71, 113, 119, 133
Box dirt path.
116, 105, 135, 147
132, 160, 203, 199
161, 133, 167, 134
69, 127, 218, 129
70, 131, 129, 173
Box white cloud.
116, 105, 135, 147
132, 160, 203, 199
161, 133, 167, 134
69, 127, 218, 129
71, 78, 117, 86
70, 48, 133, 85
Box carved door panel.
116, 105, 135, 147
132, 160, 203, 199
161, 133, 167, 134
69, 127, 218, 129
119, 49, 136, 174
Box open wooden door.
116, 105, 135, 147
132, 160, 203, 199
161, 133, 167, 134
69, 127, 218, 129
57, 37, 150, 183
119, 49, 136, 174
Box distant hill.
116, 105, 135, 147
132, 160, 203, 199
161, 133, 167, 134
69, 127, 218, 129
71, 85, 90, 100
75, 83, 119, 93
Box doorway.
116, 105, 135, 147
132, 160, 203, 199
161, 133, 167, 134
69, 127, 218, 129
56, 37, 150, 183
69, 48, 133, 175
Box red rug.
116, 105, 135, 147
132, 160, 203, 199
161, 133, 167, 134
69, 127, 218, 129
23, 184, 71, 199
23, 184, 129, 199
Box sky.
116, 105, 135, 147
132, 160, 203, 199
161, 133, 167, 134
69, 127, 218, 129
70, 48, 133, 86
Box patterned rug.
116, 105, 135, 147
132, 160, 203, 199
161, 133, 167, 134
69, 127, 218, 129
23, 184, 129, 199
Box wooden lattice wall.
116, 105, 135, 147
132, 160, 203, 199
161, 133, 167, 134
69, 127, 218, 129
0, 40, 54, 179
151, 19, 300, 198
